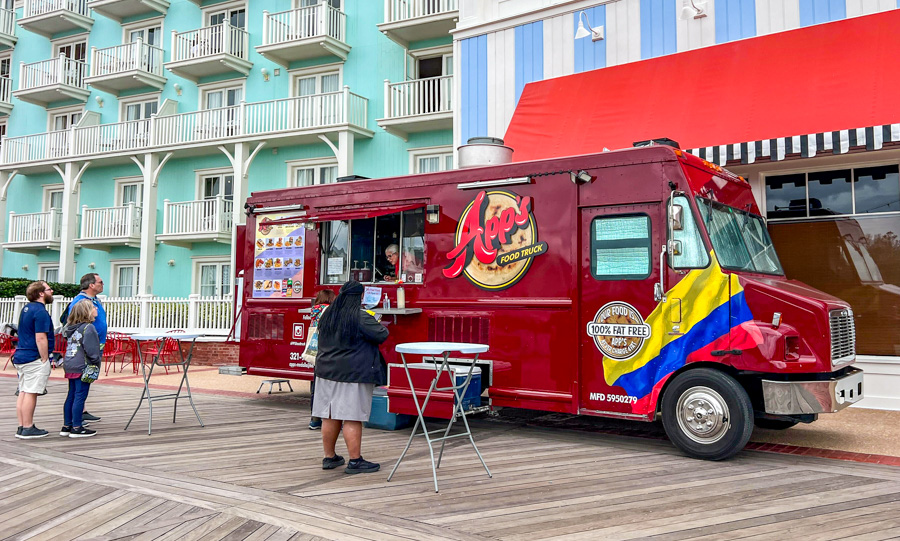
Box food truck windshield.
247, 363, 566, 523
696, 197, 784, 275
320, 208, 426, 285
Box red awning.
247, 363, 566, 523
504, 10, 900, 164
307, 202, 425, 222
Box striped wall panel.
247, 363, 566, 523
605, 0, 642, 67
715, 0, 757, 43
799, 0, 846, 26
544, 14, 574, 79
574, 5, 607, 73
756, 0, 800, 35
461, 35, 488, 144
640, 0, 676, 59
846, 0, 897, 16
514, 21, 544, 105
487, 28, 517, 139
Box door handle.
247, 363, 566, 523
654, 246, 667, 303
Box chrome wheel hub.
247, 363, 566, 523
676, 386, 730, 444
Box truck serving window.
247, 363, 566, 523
696, 197, 783, 275
590, 215, 651, 280
320, 208, 426, 285
671, 195, 710, 269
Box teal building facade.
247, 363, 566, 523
0, 0, 457, 298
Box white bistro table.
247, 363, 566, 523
124, 332, 205, 435
387, 341, 492, 492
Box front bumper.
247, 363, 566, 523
761, 368, 864, 416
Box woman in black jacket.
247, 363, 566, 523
313, 280, 389, 474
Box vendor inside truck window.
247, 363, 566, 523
320, 208, 425, 285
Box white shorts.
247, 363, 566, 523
16, 359, 50, 395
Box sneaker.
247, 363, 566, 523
345, 457, 380, 474
68, 427, 97, 438
16, 426, 22, 436
60, 426, 72, 437
322, 454, 345, 470
308, 417, 322, 430
16, 426, 49, 439
82, 412, 101, 422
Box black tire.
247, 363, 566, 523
661, 368, 753, 461
754, 418, 799, 430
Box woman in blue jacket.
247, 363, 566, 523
313, 280, 388, 474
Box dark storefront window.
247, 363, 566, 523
766, 165, 900, 356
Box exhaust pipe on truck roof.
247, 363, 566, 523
458, 137, 514, 168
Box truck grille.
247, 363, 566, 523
428, 315, 489, 345
829, 309, 855, 368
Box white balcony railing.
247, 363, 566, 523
0, 295, 235, 336
90, 40, 165, 78
385, 0, 457, 23
74, 119, 151, 155
19, 56, 88, 90
385, 75, 453, 118
0, 76, 12, 104
171, 22, 248, 62
0, 7, 15, 36
263, 4, 346, 45
23, 0, 89, 18
7, 209, 62, 244
162, 196, 233, 237
0, 88, 369, 165
79, 204, 142, 240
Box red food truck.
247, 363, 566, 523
238, 142, 863, 460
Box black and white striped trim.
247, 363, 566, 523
687, 124, 900, 166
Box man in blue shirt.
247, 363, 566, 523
15, 281, 55, 439
63, 273, 107, 424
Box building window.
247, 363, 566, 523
590, 215, 651, 280
766, 165, 900, 219
194, 259, 232, 297
121, 96, 159, 121
198, 170, 234, 201
49, 107, 82, 132
410, 146, 453, 174
764, 164, 900, 356
54, 38, 87, 62
321, 208, 426, 285
124, 19, 162, 46
287, 158, 338, 187
111, 262, 140, 297
42, 185, 63, 212
115, 178, 143, 207
202, 84, 243, 110
38, 264, 58, 283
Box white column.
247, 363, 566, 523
58, 163, 82, 283
138, 153, 160, 295
0, 170, 15, 275
338, 130, 354, 177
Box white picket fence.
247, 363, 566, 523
0, 294, 235, 337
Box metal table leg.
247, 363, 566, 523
387, 350, 491, 492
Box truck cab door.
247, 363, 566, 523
579, 203, 664, 418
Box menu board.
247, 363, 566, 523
252, 214, 305, 299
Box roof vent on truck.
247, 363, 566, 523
458, 137, 514, 169
633, 137, 681, 149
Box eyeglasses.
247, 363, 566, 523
43, 288, 53, 292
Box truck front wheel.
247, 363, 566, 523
661, 368, 753, 461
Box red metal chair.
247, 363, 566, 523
0, 333, 15, 370
102, 336, 124, 376
140, 330, 184, 375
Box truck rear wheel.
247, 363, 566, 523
661, 368, 753, 461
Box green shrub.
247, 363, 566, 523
0, 277, 80, 298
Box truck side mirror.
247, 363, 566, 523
668, 239, 682, 256
669, 204, 684, 231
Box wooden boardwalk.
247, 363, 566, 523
2, 376, 900, 541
